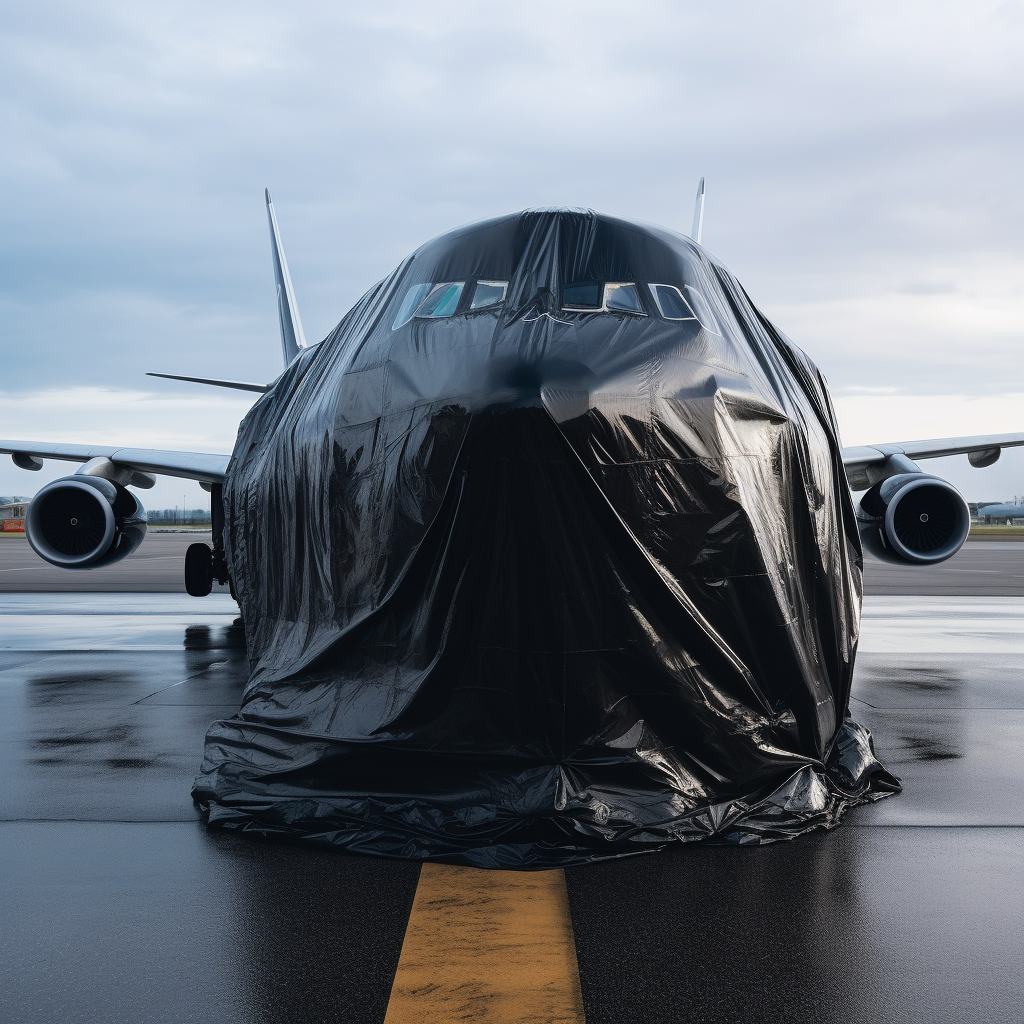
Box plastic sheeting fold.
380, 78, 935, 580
193, 209, 899, 868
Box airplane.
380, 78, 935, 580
7, 182, 1024, 865
4, 184, 1022, 596
975, 500, 1023, 524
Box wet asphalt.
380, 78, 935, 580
1, 548, 1023, 1022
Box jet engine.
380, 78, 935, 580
25, 475, 147, 569
857, 472, 970, 565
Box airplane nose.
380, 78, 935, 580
484, 356, 599, 416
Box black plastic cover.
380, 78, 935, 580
193, 210, 899, 868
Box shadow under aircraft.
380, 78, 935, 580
4, 184, 1023, 867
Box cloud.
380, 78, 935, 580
0, 386, 255, 508
1, 0, 1021, 495
833, 392, 1024, 501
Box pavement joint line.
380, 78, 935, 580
855, 706, 1024, 711
844, 823, 1024, 828
1, 818, 200, 823
132, 662, 236, 704
134, 700, 241, 705
1, 647, 238, 652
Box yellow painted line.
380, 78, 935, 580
384, 863, 586, 1024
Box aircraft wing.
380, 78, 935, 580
1, 439, 229, 485
6, 430, 1023, 492
842, 432, 1024, 489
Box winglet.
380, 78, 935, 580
265, 189, 308, 366
690, 177, 706, 244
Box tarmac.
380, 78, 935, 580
0, 532, 232, 593
4, 531, 1024, 594
2, 537, 1023, 1022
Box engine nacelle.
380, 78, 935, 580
25, 476, 147, 569
857, 472, 970, 565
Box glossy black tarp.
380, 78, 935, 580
193, 210, 899, 868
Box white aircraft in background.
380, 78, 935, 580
4, 182, 1023, 595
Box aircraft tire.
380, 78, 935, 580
185, 542, 213, 597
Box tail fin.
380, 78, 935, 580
690, 177, 706, 244
265, 189, 308, 366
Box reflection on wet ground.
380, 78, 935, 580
567, 829, 1024, 1024
0, 597, 248, 824
2, 594, 1023, 1023
852, 651, 1023, 708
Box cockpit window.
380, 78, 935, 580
680, 286, 720, 334
562, 282, 646, 314
470, 280, 508, 309
393, 283, 432, 329
604, 283, 643, 313
563, 282, 602, 309
417, 282, 465, 318
649, 284, 695, 320
649, 283, 720, 334
392, 279, 508, 329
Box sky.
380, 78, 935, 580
2, 0, 1023, 507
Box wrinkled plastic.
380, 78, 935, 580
193, 210, 899, 868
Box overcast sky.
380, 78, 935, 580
2, 0, 1023, 506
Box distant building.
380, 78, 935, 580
0, 500, 29, 532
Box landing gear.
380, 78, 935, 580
186, 483, 232, 598
209, 483, 230, 589
185, 542, 213, 597
184, 483, 231, 597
